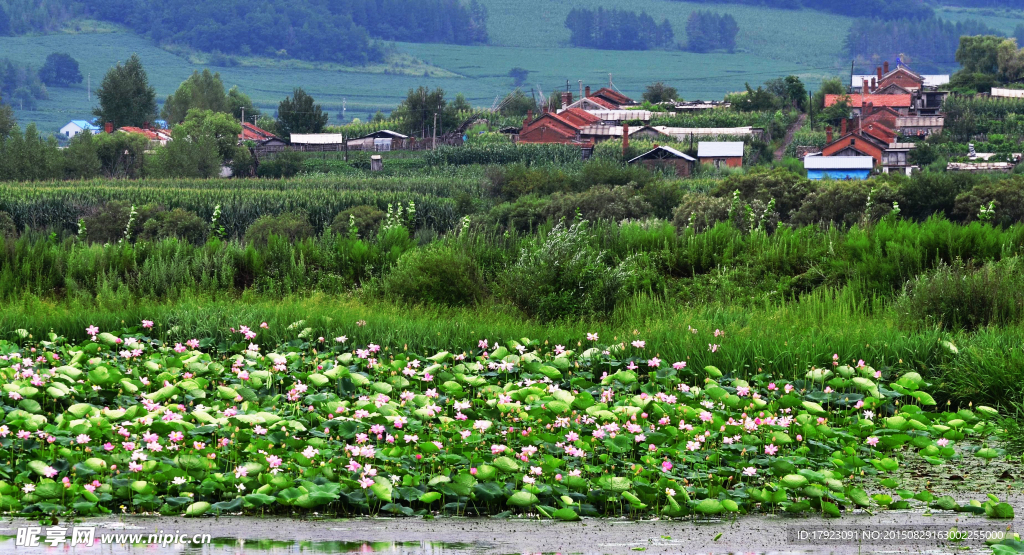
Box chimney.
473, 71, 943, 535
568, 92, 573, 104
884, 61, 889, 74
104, 122, 113, 134
863, 79, 869, 95
143, 121, 150, 130
871, 77, 876, 92
866, 101, 873, 115
561, 92, 569, 109
840, 119, 847, 136
826, 125, 833, 143
622, 122, 629, 159
877, 66, 883, 82
585, 86, 590, 97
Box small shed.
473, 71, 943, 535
697, 142, 744, 168
804, 155, 874, 180
347, 130, 410, 151
627, 145, 695, 176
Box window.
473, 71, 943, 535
714, 158, 725, 168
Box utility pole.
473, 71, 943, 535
240, 107, 245, 125
609, 73, 612, 87
87, 74, 91, 102
342, 98, 346, 122
432, 112, 438, 150
578, 80, 582, 100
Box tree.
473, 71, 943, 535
0, 93, 14, 141
497, 90, 537, 118
0, 5, 9, 37
161, 69, 229, 124
509, 68, 529, 87
812, 77, 846, 113
1016, 24, 1024, 48
729, 83, 781, 111
818, 95, 851, 128
228, 86, 260, 123
686, 11, 738, 53
766, 76, 807, 110
393, 86, 447, 137
38, 53, 83, 87
955, 35, 1004, 75
643, 82, 678, 104
997, 38, 1024, 83
276, 88, 327, 138
94, 132, 148, 178
177, 109, 243, 161
93, 54, 157, 128
63, 130, 101, 179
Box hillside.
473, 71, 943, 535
3, 0, 1019, 135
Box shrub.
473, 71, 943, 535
543, 186, 653, 223
711, 168, 813, 221
0, 211, 16, 238
245, 212, 315, 245
380, 244, 486, 306
789, 180, 872, 228
897, 257, 1024, 331
331, 205, 386, 238
256, 149, 303, 178
138, 208, 209, 244
671, 193, 731, 232
83, 201, 132, 244
483, 196, 551, 233
894, 171, 978, 221
640, 180, 685, 220
501, 222, 625, 321
953, 178, 1024, 225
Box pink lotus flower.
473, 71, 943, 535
648, 357, 661, 367
866, 436, 879, 446
631, 340, 645, 348
662, 460, 673, 472
234, 466, 248, 478
587, 333, 598, 341
142, 320, 154, 329
129, 462, 143, 472
672, 361, 686, 369
266, 455, 282, 468
743, 467, 756, 476
709, 344, 719, 353
86, 325, 99, 336
359, 477, 375, 489
76, 434, 90, 444
936, 438, 949, 447
764, 444, 779, 455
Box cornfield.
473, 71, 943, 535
425, 143, 585, 166
0, 175, 472, 237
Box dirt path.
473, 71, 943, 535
774, 112, 808, 162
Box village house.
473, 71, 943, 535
518, 109, 594, 147
627, 145, 695, 176
59, 120, 101, 139
846, 62, 949, 116
119, 124, 172, 148
697, 142, 744, 168
239, 122, 281, 144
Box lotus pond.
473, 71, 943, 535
0, 323, 1016, 522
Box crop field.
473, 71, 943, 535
475, 0, 854, 67
0, 324, 1017, 521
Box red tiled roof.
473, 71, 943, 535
119, 127, 171, 141
825, 94, 912, 108
588, 96, 618, 109
240, 122, 278, 142
558, 108, 602, 127
592, 87, 632, 106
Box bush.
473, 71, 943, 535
897, 257, 1024, 331
138, 208, 209, 244
711, 168, 813, 221
380, 244, 486, 306
256, 150, 303, 178
331, 205, 386, 238
83, 201, 132, 244
245, 212, 315, 245
483, 196, 551, 233
894, 171, 978, 221
0, 211, 16, 238
640, 180, 685, 220
953, 178, 1024, 225
543, 186, 653, 223
501, 222, 625, 321
671, 193, 731, 232
789, 180, 872, 228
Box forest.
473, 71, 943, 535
845, 17, 1001, 69
675, 0, 934, 21
0, 0, 488, 65
564, 8, 675, 51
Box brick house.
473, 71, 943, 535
518, 110, 594, 146
628, 145, 695, 176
